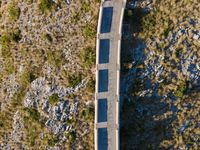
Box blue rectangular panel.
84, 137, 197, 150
98, 70, 108, 92
99, 39, 110, 64
98, 128, 108, 150
98, 99, 108, 122
100, 7, 113, 33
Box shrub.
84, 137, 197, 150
68, 73, 82, 88
86, 78, 95, 93
81, 0, 90, 13
141, 12, 156, 32
20, 70, 36, 89
83, 25, 96, 39
47, 50, 65, 68
127, 10, 133, 17
163, 27, 171, 38
8, 2, 20, 21
49, 93, 59, 105
81, 104, 94, 121
48, 136, 59, 146
11, 91, 25, 108
72, 11, 81, 23
0, 34, 11, 48
26, 0, 33, 5
80, 47, 95, 68
174, 81, 188, 98
68, 131, 76, 143
43, 33, 53, 42
4, 59, 15, 74
10, 29, 22, 42
0, 29, 22, 48
24, 108, 40, 122
39, 0, 53, 13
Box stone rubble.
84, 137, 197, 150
23, 77, 87, 139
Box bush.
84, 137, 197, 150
83, 25, 96, 39
174, 81, 188, 98
43, 33, 53, 42
81, 0, 90, 13
0, 29, 22, 48
8, 2, 20, 21
10, 29, 22, 42
11, 91, 25, 108
48, 136, 59, 146
86, 78, 95, 93
68, 73, 82, 88
47, 50, 65, 68
24, 108, 40, 122
0, 34, 11, 48
80, 47, 95, 68
81, 104, 94, 121
39, 0, 53, 13
49, 94, 59, 105
68, 131, 76, 143
20, 70, 36, 89
26, 0, 33, 5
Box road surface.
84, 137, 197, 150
95, 0, 126, 150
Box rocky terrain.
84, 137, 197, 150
121, 0, 200, 149
0, 0, 98, 149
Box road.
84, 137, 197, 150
95, 0, 126, 150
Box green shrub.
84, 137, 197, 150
11, 90, 25, 108
0, 30, 22, 48
47, 50, 65, 68
127, 10, 133, 17
72, 11, 81, 23
163, 27, 171, 38
68, 131, 76, 143
68, 73, 82, 88
4, 59, 15, 74
48, 136, 59, 146
26, 0, 33, 5
86, 78, 95, 93
24, 108, 40, 122
174, 81, 188, 98
0, 34, 11, 48
141, 14, 156, 31
8, 2, 20, 21
81, 105, 94, 121
83, 25, 96, 39
81, 0, 90, 13
49, 93, 59, 105
20, 70, 36, 89
10, 29, 22, 42
39, 0, 53, 13
80, 47, 95, 68
43, 33, 53, 42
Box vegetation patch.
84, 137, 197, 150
68, 73, 82, 88
83, 24, 96, 39
81, 104, 94, 121
49, 93, 59, 105
174, 80, 188, 98
47, 50, 65, 68
8, 2, 20, 21
39, 0, 53, 13
0, 29, 22, 48
80, 47, 95, 68
24, 108, 40, 122
86, 77, 95, 93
